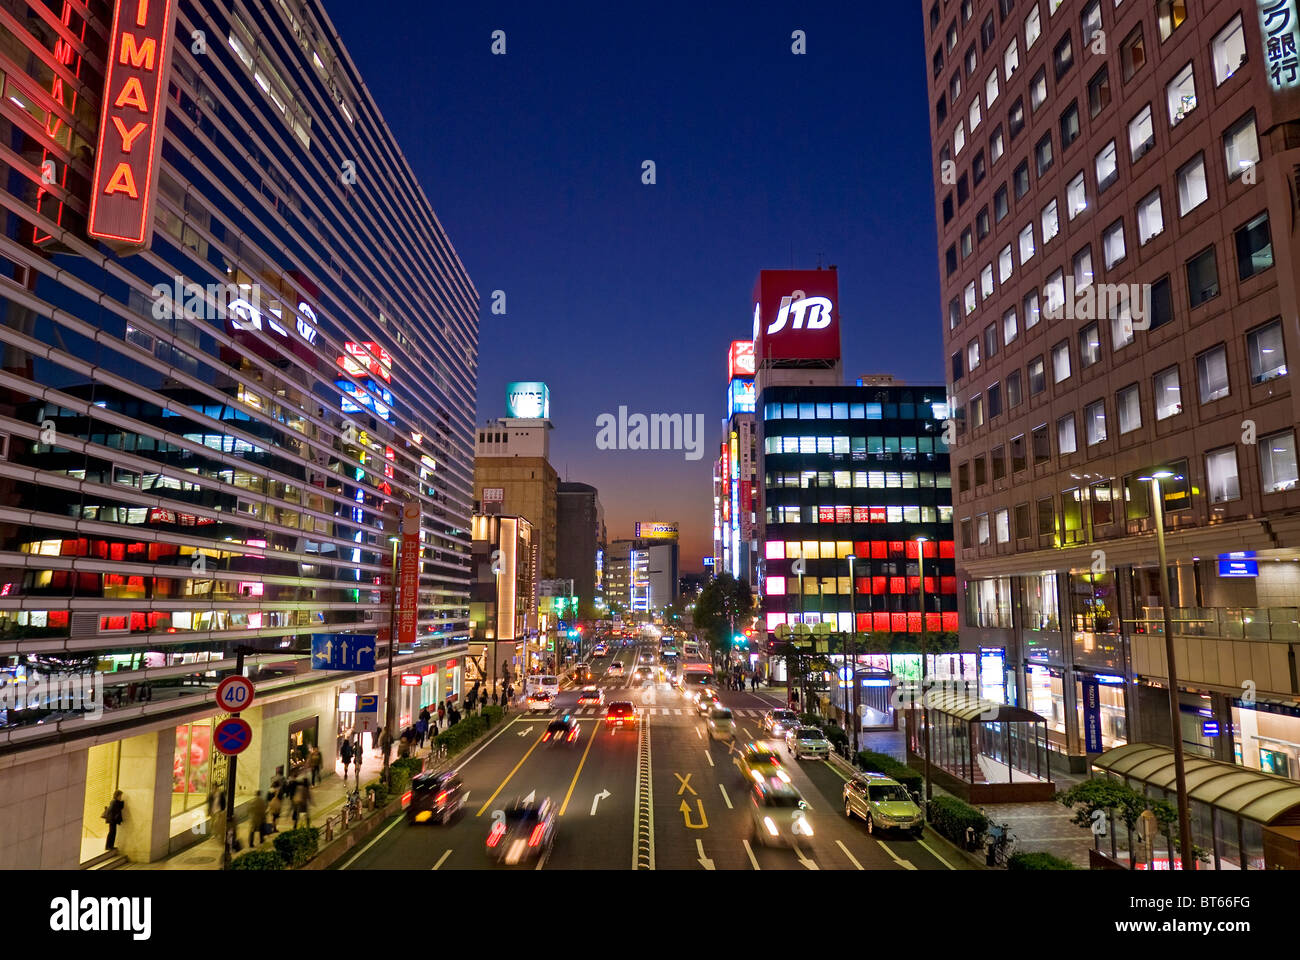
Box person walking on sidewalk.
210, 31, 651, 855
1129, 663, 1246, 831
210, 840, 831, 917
267, 789, 282, 832
103, 791, 125, 851
415, 715, 428, 748
291, 779, 311, 828
340, 737, 353, 777
309, 745, 322, 786
247, 791, 267, 848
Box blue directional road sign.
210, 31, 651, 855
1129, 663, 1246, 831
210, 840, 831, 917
311, 633, 377, 672
357, 694, 378, 713
214, 717, 253, 756
557, 620, 569, 631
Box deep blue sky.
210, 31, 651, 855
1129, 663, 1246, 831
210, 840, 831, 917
321, 1, 942, 571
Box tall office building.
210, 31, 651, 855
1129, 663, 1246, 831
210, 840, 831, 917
473, 383, 557, 580
0, 0, 477, 866
925, 0, 1300, 773
556, 481, 606, 617
715, 340, 759, 586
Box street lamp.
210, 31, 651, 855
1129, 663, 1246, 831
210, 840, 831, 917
1140, 468, 1195, 870
847, 554, 858, 753
916, 537, 933, 803
382, 535, 399, 787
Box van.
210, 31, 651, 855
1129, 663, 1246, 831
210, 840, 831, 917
525, 675, 560, 697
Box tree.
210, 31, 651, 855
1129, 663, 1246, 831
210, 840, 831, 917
692, 574, 753, 659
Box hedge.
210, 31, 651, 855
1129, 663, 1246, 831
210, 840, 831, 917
230, 848, 286, 870
1007, 851, 1076, 870
927, 795, 988, 847
855, 749, 924, 795
271, 826, 319, 868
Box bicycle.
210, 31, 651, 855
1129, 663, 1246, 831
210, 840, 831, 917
983, 814, 1017, 866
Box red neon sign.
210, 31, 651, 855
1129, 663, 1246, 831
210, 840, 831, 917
34, 2, 87, 246
87, 0, 177, 246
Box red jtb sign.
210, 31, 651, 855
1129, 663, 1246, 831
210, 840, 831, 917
88, 0, 177, 246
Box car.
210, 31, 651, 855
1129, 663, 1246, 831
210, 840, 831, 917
785, 726, 830, 760
843, 773, 924, 837
733, 744, 791, 786
634, 665, 654, 682
592, 643, 608, 657
543, 715, 580, 744
747, 781, 814, 847
571, 664, 592, 683
638, 653, 653, 664
407, 770, 465, 824
761, 709, 800, 738
485, 796, 557, 866
576, 686, 604, 706
526, 691, 553, 713
605, 701, 637, 728
705, 707, 735, 741
694, 690, 721, 715
608, 661, 625, 677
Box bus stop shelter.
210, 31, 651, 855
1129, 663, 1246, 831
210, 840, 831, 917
1092, 743, 1300, 869
906, 690, 1055, 803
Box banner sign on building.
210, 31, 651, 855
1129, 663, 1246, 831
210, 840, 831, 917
1217, 551, 1259, 577
505, 381, 550, 419
88, 0, 179, 247
728, 340, 755, 379
634, 521, 678, 540
398, 500, 421, 648
752, 269, 841, 362
1081, 677, 1104, 753
728, 378, 756, 416
482, 487, 504, 502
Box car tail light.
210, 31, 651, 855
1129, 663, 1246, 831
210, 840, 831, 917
528, 824, 546, 847
487, 822, 506, 847
400, 790, 412, 806
568, 729, 578, 741
435, 791, 449, 804
542, 732, 551, 741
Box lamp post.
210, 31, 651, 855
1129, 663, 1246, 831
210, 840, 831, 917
382, 535, 399, 788
1143, 470, 1195, 870
847, 554, 858, 753
917, 536, 933, 803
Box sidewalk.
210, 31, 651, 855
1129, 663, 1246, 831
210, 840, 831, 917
129, 718, 481, 870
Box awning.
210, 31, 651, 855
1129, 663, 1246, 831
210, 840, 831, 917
921, 690, 1047, 724
1092, 743, 1300, 825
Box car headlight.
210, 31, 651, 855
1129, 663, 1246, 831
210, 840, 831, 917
776, 770, 791, 783
763, 816, 779, 837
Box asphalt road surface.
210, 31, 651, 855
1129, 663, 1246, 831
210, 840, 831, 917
338, 637, 963, 871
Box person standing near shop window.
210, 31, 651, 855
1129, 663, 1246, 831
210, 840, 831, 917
103, 791, 125, 851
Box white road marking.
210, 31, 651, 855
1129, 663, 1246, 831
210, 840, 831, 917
718, 783, 732, 808
918, 838, 957, 870
835, 840, 864, 870
877, 840, 917, 870
431, 849, 452, 870
704, 750, 714, 767
694, 726, 702, 740
742, 839, 760, 870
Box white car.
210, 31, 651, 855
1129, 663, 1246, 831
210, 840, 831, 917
576, 686, 604, 706
785, 726, 830, 760
761, 709, 800, 738
526, 691, 554, 713
608, 661, 625, 677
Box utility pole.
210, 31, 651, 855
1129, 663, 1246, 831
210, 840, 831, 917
221, 645, 254, 870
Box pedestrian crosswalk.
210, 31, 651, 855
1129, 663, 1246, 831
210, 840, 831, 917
533, 707, 772, 719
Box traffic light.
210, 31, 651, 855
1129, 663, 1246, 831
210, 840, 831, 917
733, 634, 746, 648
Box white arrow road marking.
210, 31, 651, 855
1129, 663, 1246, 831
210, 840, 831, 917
742, 839, 760, 870
704, 751, 714, 767
517, 727, 532, 737
523, 790, 536, 806
792, 841, 819, 870
718, 783, 732, 809
696, 839, 715, 870
431, 849, 452, 870
877, 840, 917, 870
835, 840, 864, 870
590, 789, 610, 816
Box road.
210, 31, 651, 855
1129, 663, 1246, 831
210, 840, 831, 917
338, 637, 963, 871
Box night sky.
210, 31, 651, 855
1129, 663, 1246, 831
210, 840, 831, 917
321, 1, 943, 571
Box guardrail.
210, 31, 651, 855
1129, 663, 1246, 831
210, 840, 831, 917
1137, 606, 1300, 642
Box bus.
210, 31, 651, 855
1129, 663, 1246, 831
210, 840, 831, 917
682, 639, 702, 660
677, 662, 714, 692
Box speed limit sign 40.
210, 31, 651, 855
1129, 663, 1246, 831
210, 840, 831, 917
215, 676, 255, 713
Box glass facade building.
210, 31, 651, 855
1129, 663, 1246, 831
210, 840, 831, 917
0, 0, 476, 866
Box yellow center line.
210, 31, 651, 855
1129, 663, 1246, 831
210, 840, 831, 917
558, 721, 599, 816
476, 727, 546, 816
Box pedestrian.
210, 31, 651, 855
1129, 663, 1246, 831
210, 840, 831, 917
378, 726, 393, 766
491, 691, 499, 706
398, 733, 411, 759
270, 764, 285, 798
248, 791, 267, 848
340, 736, 353, 776
267, 789, 282, 832
415, 716, 428, 748
103, 790, 125, 851
309, 745, 322, 786
292, 779, 310, 828
437, 702, 446, 726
